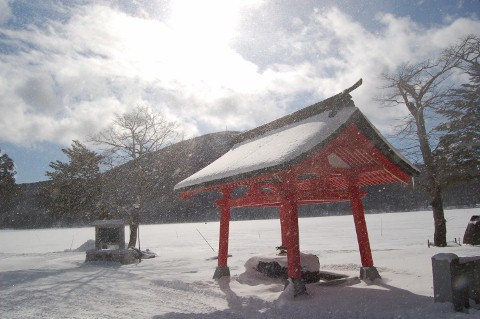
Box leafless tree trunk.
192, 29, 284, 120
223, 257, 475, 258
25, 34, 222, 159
378, 36, 477, 247
90, 106, 179, 248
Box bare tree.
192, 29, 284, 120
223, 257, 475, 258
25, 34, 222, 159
378, 36, 477, 247
92, 105, 179, 166
91, 106, 179, 248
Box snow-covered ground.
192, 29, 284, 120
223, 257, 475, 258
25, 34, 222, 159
1, 208, 479, 318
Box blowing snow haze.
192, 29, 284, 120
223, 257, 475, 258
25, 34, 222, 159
0, 0, 479, 183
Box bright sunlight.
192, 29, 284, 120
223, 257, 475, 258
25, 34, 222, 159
167, 0, 244, 46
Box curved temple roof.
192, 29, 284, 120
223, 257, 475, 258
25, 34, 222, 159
174, 80, 419, 192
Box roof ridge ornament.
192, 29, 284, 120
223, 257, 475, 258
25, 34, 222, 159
342, 78, 363, 95
231, 79, 364, 144
328, 78, 363, 117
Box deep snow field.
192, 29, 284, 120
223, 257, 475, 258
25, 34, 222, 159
1, 208, 479, 319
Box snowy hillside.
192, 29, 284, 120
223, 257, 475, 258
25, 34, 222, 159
1, 208, 479, 318
2, 130, 479, 229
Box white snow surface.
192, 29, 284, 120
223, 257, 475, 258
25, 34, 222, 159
1, 208, 480, 318
174, 108, 356, 190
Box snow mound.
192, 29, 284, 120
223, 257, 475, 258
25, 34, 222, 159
70, 239, 95, 252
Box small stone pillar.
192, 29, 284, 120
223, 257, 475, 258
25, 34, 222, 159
432, 253, 471, 312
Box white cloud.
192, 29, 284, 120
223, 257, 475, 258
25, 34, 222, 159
271, 7, 480, 134
0, 2, 479, 149
0, 0, 12, 24
15, 76, 61, 114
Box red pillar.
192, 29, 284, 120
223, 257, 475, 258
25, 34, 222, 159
280, 180, 302, 279
218, 201, 230, 268
280, 178, 307, 296
279, 205, 290, 248
349, 183, 374, 267
213, 188, 232, 279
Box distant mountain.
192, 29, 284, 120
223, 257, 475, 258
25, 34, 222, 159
0, 131, 239, 228
101, 131, 240, 224
0, 131, 479, 229
0, 181, 53, 228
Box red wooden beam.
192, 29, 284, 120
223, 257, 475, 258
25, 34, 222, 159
222, 194, 282, 208
297, 189, 365, 204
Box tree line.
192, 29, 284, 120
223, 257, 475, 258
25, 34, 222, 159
1, 106, 180, 248
0, 35, 478, 248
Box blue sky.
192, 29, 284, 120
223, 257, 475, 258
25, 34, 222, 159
0, 0, 479, 184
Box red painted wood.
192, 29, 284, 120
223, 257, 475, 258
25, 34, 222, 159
279, 207, 288, 248
347, 125, 411, 184
349, 182, 374, 267
281, 178, 302, 279
217, 188, 232, 268
178, 121, 417, 277
226, 193, 282, 208
180, 123, 412, 202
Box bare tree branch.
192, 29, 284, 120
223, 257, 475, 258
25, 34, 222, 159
377, 35, 478, 247
89, 105, 180, 247
90, 105, 179, 165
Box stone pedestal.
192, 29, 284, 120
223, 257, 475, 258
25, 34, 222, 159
85, 249, 138, 264
360, 266, 381, 281
291, 278, 307, 297
213, 266, 230, 279
85, 220, 138, 265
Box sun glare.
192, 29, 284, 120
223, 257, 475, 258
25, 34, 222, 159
107, 0, 263, 94
167, 0, 242, 47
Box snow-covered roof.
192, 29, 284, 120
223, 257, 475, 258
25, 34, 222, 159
175, 108, 355, 191
174, 80, 419, 192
